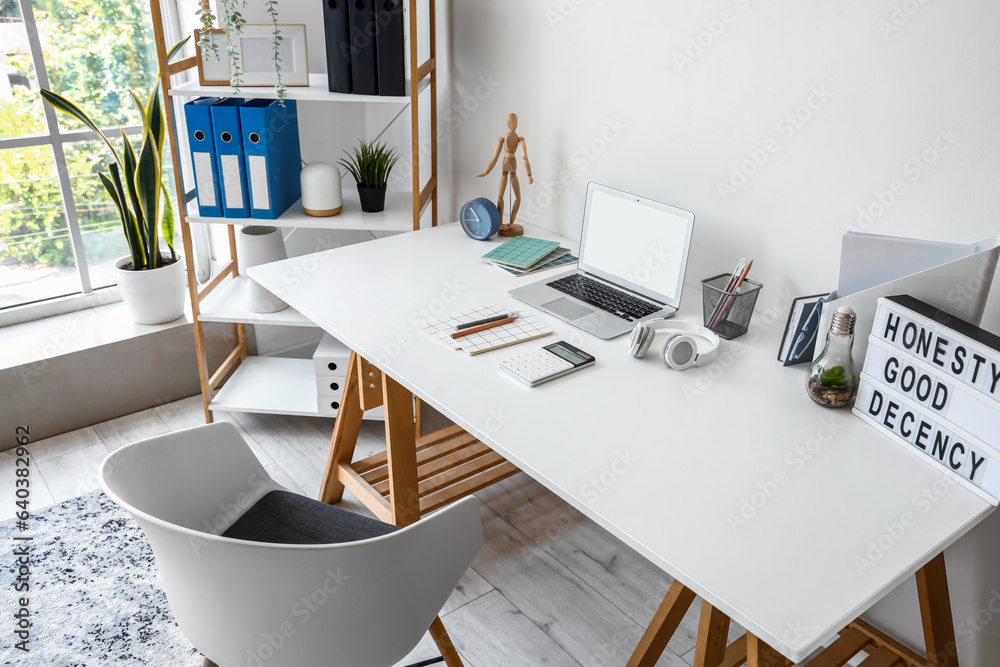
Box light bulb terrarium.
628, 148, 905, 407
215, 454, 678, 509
806, 306, 858, 408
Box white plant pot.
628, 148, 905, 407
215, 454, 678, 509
301, 162, 343, 217
238, 226, 289, 313
115, 255, 187, 325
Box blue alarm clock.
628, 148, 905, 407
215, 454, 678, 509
460, 197, 502, 240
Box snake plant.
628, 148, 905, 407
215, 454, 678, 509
40, 38, 188, 271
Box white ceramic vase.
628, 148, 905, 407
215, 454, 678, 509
238, 226, 289, 313
301, 162, 343, 217
115, 255, 187, 325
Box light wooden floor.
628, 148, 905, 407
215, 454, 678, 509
1, 396, 745, 666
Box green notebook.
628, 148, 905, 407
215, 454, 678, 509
494, 249, 578, 276
482, 236, 561, 269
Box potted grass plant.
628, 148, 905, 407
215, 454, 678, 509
339, 139, 400, 213
40, 40, 188, 325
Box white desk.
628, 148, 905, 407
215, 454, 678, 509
250, 223, 993, 663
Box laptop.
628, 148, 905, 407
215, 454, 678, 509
509, 182, 695, 339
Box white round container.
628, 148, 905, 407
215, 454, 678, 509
238, 226, 289, 313
300, 162, 343, 217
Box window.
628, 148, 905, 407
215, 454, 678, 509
0, 0, 178, 320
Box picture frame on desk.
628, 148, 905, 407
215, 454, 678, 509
778, 292, 829, 365
234, 24, 310, 87
194, 29, 230, 86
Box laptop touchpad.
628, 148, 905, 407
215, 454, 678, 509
543, 298, 594, 320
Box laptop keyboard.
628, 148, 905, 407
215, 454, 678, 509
547, 274, 661, 321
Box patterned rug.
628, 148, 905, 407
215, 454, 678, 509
0, 491, 202, 666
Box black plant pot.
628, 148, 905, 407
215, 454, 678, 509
357, 185, 387, 213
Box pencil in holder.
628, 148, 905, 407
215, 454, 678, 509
702, 274, 763, 340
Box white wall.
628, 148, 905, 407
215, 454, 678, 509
448, 0, 1000, 305
447, 1, 1000, 664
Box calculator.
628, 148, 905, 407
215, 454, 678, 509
499, 341, 595, 386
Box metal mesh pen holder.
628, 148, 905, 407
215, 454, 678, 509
701, 274, 763, 340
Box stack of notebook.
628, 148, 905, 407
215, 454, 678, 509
482, 236, 578, 277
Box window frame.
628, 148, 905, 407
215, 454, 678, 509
0, 0, 185, 327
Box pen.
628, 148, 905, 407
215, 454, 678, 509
451, 315, 519, 339
731, 260, 752, 292
721, 258, 746, 294
707, 258, 745, 326
711, 260, 753, 330
456, 312, 516, 330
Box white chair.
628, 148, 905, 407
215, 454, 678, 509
99, 422, 483, 667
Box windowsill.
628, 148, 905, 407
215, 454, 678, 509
0, 297, 194, 372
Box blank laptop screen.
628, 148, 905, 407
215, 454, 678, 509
579, 187, 693, 303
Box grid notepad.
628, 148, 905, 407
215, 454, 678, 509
482, 236, 561, 269
420, 305, 553, 355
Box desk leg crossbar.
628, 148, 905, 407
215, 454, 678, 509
629, 553, 959, 667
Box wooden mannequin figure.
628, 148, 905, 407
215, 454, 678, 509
477, 113, 533, 237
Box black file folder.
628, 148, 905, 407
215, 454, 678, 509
322, 0, 352, 93
376, 0, 406, 96
347, 0, 378, 95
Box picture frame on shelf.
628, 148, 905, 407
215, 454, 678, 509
194, 29, 230, 86
235, 24, 310, 87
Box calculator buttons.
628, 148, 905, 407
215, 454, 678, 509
500, 345, 591, 386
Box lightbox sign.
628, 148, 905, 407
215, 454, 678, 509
854, 295, 1000, 504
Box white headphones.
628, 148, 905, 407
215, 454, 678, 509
627, 319, 720, 371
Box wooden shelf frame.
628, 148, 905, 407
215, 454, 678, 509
148, 0, 440, 423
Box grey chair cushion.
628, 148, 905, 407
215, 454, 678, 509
222, 490, 400, 545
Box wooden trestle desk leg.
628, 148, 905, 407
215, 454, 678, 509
694, 601, 732, 667
916, 552, 959, 667
627, 580, 697, 666
319, 352, 365, 505
747, 634, 792, 667
381, 372, 421, 527
318, 351, 422, 527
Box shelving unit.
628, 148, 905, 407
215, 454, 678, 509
149, 0, 439, 422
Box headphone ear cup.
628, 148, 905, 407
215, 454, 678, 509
660, 333, 678, 368
628, 324, 646, 358
662, 334, 699, 371
633, 325, 655, 358
641, 327, 657, 358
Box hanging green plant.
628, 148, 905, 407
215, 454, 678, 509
264, 0, 286, 101
198, 0, 285, 99
219, 0, 247, 91
195, 2, 219, 61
